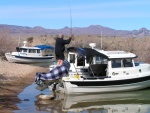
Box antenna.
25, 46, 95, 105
101, 31, 102, 49
18, 35, 20, 47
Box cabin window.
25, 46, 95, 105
23, 49, 27, 52
37, 49, 40, 53
95, 56, 101, 63
122, 59, 133, 67
111, 59, 133, 68
29, 49, 36, 53
20, 49, 27, 52
95, 56, 108, 64
69, 54, 75, 63
96, 56, 100, 61
77, 55, 85, 66
111, 59, 121, 68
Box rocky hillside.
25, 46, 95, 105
0, 24, 150, 37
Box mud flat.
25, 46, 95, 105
0, 60, 48, 113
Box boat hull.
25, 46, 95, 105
5, 53, 54, 63
62, 75, 150, 95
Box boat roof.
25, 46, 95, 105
34, 45, 54, 50
19, 46, 41, 50
67, 47, 137, 59
95, 48, 137, 59
18, 45, 54, 50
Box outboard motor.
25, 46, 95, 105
35, 60, 70, 91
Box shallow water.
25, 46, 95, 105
14, 84, 51, 113
14, 83, 150, 113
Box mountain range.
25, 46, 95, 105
0, 24, 150, 37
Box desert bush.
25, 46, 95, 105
27, 37, 34, 46
0, 29, 16, 60
27, 37, 33, 43
0, 30, 150, 63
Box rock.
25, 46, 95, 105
38, 94, 55, 100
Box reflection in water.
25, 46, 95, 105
35, 98, 63, 113
14, 83, 150, 113
14, 84, 51, 113
35, 89, 150, 113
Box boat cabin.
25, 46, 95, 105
14, 41, 54, 57
16, 46, 42, 56
67, 45, 138, 78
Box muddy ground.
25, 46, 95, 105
0, 60, 48, 113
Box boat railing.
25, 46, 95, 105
81, 75, 111, 80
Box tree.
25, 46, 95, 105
27, 37, 33, 43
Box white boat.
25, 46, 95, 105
61, 43, 150, 94
5, 41, 55, 64
36, 43, 150, 95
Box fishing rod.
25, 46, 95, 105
68, 0, 72, 35
67, 0, 75, 42
67, 1, 79, 76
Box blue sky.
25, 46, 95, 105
0, 0, 150, 30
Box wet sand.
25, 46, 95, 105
0, 60, 48, 113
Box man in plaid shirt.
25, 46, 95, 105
35, 60, 70, 91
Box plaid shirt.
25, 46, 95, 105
35, 60, 70, 82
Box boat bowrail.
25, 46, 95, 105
81, 75, 111, 80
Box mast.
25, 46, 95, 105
18, 35, 20, 47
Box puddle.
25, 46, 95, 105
14, 83, 51, 113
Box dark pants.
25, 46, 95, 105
55, 51, 65, 60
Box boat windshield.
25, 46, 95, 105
94, 56, 108, 64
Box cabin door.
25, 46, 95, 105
68, 53, 88, 72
